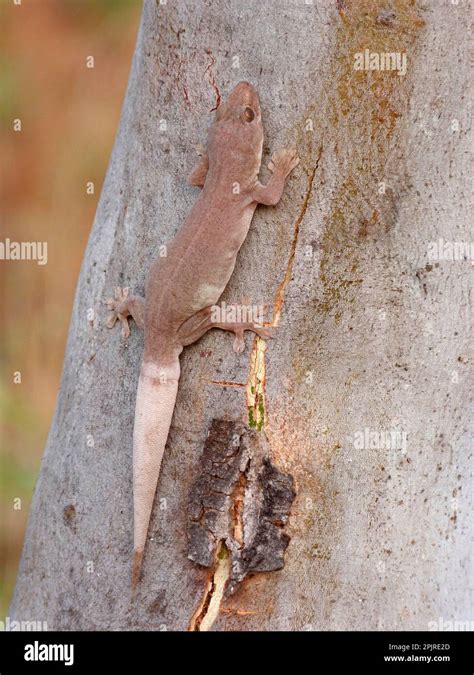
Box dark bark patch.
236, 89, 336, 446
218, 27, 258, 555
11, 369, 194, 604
147, 590, 167, 616
187, 419, 296, 594
63, 504, 76, 532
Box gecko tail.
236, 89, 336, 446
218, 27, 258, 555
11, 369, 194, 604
131, 357, 181, 589
131, 549, 143, 592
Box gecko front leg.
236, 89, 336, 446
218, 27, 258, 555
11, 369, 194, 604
106, 286, 145, 338
188, 148, 209, 188
250, 148, 299, 205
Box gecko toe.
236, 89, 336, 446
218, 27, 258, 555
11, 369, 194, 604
233, 335, 246, 354
107, 287, 133, 337
269, 148, 300, 176
106, 314, 118, 329
120, 317, 131, 338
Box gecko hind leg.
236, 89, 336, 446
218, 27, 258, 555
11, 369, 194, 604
177, 305, 272, 353
214, 322, 272, 354
106, 287, 145, 338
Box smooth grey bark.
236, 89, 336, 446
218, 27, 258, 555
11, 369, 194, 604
11, 0, 472, 631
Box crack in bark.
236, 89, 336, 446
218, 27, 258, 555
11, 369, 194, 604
242, 150, 322, 437
208, 380, 246, 388
204, 50, 221, 112
246, 337, 267, 432
230, 462, 249, 546
188, 540, 230, 632
272, 147, 322, 326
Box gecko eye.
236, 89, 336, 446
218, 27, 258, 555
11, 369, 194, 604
243, 106, 255, 122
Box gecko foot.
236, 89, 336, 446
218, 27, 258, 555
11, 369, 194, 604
268, 148, 300, 177
106, 287, 132, 338
220, 323, 273, 354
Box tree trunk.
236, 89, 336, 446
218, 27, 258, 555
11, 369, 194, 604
11, 0, 472, 631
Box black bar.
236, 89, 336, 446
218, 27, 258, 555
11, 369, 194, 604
0, 631, 471, 673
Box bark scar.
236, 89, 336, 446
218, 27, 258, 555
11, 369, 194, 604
204, 50, 221, 112
187, 419, 296, 630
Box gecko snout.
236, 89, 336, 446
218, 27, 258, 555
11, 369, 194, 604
228, 81, 260, 112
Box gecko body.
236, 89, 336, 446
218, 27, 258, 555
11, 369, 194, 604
107, 82, 299, 588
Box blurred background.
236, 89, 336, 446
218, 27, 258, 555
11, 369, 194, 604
0, 0, 141, 618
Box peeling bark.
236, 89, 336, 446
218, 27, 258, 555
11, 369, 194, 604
187, 419, 295, 609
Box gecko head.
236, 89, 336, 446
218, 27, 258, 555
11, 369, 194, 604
216, 81, 261, 124
209, 81, 263, 166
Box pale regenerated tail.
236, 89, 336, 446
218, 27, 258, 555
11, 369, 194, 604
131, 358, 180, 589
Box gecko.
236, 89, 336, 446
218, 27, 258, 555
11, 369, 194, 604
106, 81, 299, 589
